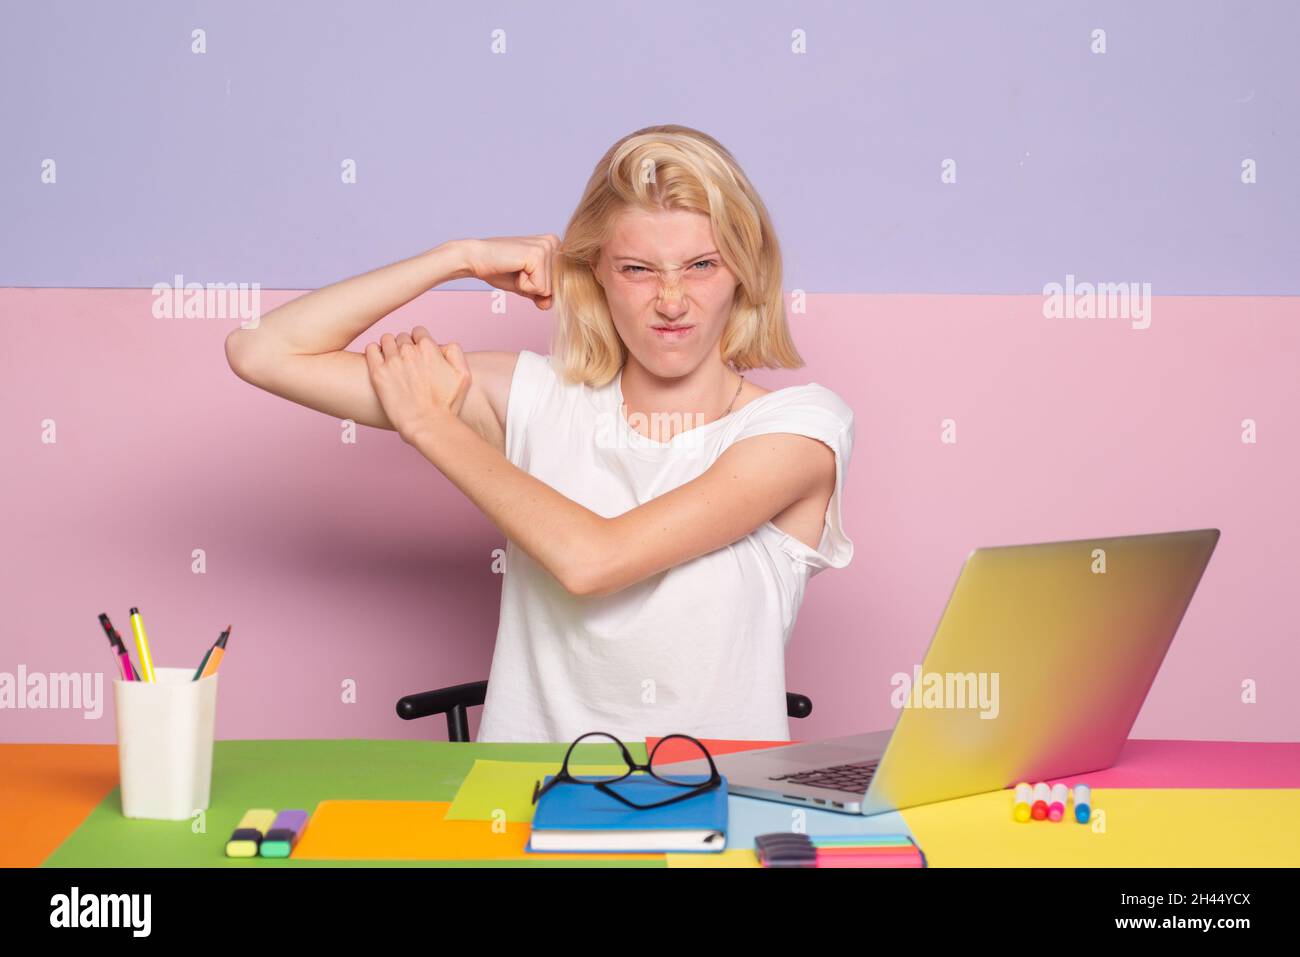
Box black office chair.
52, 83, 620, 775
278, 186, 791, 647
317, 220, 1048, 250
396, 679, 813, 742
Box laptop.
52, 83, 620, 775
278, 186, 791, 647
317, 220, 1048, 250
661, 528, 1220, 816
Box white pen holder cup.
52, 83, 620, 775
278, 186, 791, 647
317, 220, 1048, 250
113, 667, 218, 820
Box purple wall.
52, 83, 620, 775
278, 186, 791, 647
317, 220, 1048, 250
2, 1, 1296, 292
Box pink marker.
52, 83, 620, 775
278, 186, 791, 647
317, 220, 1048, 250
98, 613, 136, 681
1048, 783, 1069, 822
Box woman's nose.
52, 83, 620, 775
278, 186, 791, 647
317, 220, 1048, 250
656, 288, 688, 317
657, 273, 687, 307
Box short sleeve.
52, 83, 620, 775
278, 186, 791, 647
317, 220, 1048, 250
730, 385, 855, 575
504, 350, 559, 466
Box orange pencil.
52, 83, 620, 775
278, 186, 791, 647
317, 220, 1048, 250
198, 626, 231, 679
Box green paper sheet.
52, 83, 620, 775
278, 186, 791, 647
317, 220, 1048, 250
42, 739, 658, 868
443, 759, 631, 823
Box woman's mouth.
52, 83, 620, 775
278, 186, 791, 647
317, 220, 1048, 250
651, 324, 695, 340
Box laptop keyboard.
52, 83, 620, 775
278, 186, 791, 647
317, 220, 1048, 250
769, 760, 878, 793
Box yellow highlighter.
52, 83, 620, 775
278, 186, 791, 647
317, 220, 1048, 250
226, 809, 277, 858
128, 607, 156, 683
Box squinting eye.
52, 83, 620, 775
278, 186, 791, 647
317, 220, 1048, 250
618, 261, 716, 276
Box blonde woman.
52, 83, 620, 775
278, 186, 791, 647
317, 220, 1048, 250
225, 125, 854, 742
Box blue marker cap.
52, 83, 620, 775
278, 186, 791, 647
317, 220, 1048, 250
1072, 782, 1092, 824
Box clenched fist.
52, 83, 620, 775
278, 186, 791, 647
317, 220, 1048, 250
364, 326, 470, 444
463, 234, 560, 310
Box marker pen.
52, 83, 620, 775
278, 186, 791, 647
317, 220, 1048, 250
198, 626, 231, 680
1031, 782, 1051, 820
193, 626, 230, 681
260, 810, 310, 858
226, 808, 276, 858
98, 613, 135, 681
1073, 783, 1092, 824
1012, 782, 1033, 822
1048, 783, 1069, 822
129, 607, 156, 683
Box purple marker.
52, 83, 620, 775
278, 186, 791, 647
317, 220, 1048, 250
258, 810, 310, 858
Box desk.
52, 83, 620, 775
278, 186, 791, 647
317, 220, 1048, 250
4, 739, 1298, 867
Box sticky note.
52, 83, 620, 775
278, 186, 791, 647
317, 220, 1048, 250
291, 800, 660, 862
726, 793, 913, 847
442, 759, 632, 823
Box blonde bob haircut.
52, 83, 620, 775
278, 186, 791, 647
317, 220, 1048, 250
550, 124, 803, 386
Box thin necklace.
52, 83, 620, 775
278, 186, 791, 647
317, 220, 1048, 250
721, 369, 745, 418
625, 368, 746, 440
670, 370, 743, 440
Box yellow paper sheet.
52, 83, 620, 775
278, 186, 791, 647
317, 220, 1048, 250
667, 848, 760, 868
901, 788, 1300, 867
292, 800, 662, 862
443, 759, 632, 823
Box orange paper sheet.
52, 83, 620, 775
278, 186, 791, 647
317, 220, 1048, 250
292, 800, 665, 862
0, 743, 119, 867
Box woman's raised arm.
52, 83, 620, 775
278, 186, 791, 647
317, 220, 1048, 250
223, 241, 476, 428
223, 237, 555, 449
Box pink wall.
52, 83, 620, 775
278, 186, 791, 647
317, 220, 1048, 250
2, 288, 1296, 743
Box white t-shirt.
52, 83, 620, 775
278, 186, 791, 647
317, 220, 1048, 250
476, 350, 854, 743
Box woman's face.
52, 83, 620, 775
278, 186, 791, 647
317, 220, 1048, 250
593, 207, 740, 379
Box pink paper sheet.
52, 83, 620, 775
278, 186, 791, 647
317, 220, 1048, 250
1043, 739, 1300, 789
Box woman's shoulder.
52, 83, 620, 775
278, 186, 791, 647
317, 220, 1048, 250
509, 350, 567, 395
512, 348, 551, 376
514, 350, 590, 387
507, 350, 607, 422
736, 379, 854, 430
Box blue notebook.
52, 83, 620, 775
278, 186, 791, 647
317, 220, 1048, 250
528, 773, 728, 853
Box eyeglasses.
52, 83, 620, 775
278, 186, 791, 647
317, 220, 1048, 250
531, 732, 721, 810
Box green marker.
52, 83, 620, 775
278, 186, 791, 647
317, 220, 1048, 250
259, 810, 310, 858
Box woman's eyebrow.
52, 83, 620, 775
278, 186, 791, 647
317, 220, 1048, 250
612, 251, 720, 265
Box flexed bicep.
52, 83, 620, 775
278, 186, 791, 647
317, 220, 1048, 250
225, 337, 396, 430
227, 326, 517, 453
